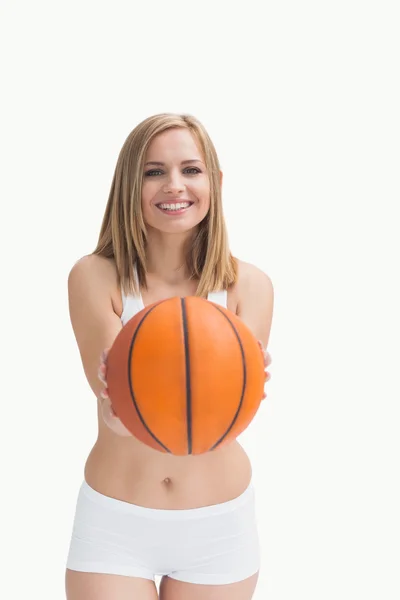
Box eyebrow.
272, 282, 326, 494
144, 159, 204, 166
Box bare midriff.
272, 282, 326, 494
83, 400, 252, 509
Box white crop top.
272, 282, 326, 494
120, 271, 228, 326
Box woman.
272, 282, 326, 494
65, 113, 274, 600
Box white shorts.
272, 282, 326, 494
66, 479, 260, 585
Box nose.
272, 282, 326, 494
162, 169, 185, 194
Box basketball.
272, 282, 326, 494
106, 296, 265, 455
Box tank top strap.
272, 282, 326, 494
120, 264, 145, 324
120, 291, 144, 325
207, 289, 228, 308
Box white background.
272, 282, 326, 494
1, 1, 399, 598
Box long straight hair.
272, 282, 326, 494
93, 113, 237, 297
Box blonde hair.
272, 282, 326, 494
93, 113, 237, 297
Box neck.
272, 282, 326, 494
145, 228, 195, 284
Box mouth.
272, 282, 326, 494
155, 201, 194, 215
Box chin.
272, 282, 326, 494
146, 213, 209, 236
149, 221, 200, 236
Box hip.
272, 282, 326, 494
66, 475, 260, 584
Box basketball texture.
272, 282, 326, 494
106, 296, 265, 455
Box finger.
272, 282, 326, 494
257, 342, 272, 369
99, 363, 106, 375
257, 342, 267, 366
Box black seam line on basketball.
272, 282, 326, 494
209, 305, 246, 451
181, 298, 193, 455
128, 304, 171, 453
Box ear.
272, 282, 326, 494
219, 170, 223, 186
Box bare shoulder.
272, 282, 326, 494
234, 258, 274, 348
236, 259, 273, 294
68, 253, 117, 290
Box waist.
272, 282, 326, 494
79, 477, 255, 518
84, 434, 252, 509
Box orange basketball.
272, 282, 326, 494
106, 296, 265, 455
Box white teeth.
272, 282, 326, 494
158, 202, 191, 211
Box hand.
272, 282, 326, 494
98, 348, 132, 437
257, 341, 272, 400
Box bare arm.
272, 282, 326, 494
68, 254, 131, 435
235, 260, 274, 399
236, 260, 274, 349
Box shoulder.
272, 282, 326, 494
235, 259, 274, 296
68, 253, 116, 281
68, 254, 118, 293
68, 253, 122, 311
234, 259, 274, 347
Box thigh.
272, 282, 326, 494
65, 569, 159, 600
159, 572, 259, 600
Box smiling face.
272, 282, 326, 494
141, 128, 211, 236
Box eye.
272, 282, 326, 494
144, 167, 201, 177
144, 169, 163, 177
